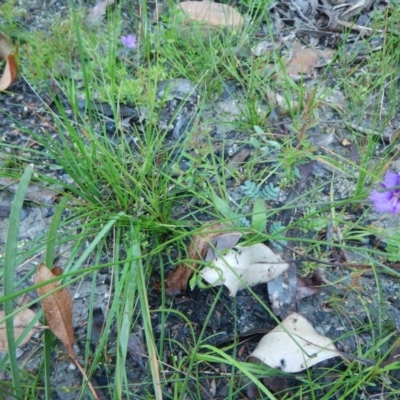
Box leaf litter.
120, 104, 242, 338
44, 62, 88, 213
201, 243, 289, 297
160, 222, 242, 295
87, 0, 116, 24
0, 308, 40, 351
249, 312, 342, 373
2, 0, 400, 397
249, 312, 373, 373
35, 263, 99, 400
0, 31, 18, 91
35, 263, 75, 357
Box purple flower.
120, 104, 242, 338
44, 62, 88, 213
120, 35, 137, 49
369, 172, 400, 214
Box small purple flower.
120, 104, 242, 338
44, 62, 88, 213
120, 34, 137, 49
369, 172, 400, 214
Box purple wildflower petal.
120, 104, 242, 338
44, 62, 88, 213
370, 190, 394, 213
369, 171, 400, 214
382, 171, 400, 189
121, 35, 137, 49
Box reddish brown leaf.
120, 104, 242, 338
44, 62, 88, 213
284, 43, 335, 78
0, 53, 18, 91
164, 264, 194, 296
0, 32, 18, 91
36, 264, 99, 399
164, 223, 242, 295
35, 263, 75, 359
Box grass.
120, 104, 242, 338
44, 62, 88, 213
1, 0, 400, 398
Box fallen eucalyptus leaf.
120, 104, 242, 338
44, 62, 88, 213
249, 313, 341, 372
201, 243, 289, 297
36, 265, 100, 398
0, 308, 40, 350
0, 32, 18, 91
284, 43, 335, 79
162, 223, 242, 295
87, 0, 115, 24
35, 263, 75, 359
178, 1, 244, 30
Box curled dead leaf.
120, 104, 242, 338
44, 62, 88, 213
0, 32, 18, 91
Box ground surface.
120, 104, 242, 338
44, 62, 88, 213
1, 0, 400, 399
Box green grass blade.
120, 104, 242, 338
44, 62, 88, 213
42, 195, 70, 399
114, 225, 141, 398
4, 165, 33, 398
45, 195, 70, 267
136, 223, 162, 400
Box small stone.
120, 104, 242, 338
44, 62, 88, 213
68, 362, 76, 370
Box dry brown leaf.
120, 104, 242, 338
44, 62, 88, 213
36, 264, 100, 399
0, 54, 18, 91
35, 263, 75, 359
284, 43, 335, 78
0, 32, 18, 91
0, 308, 40, 350
164, 264, 194, 296
286, 44, 319, 77
164, 223, 242, 295
87, 0, 116, 24
178, 1, 244, 30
